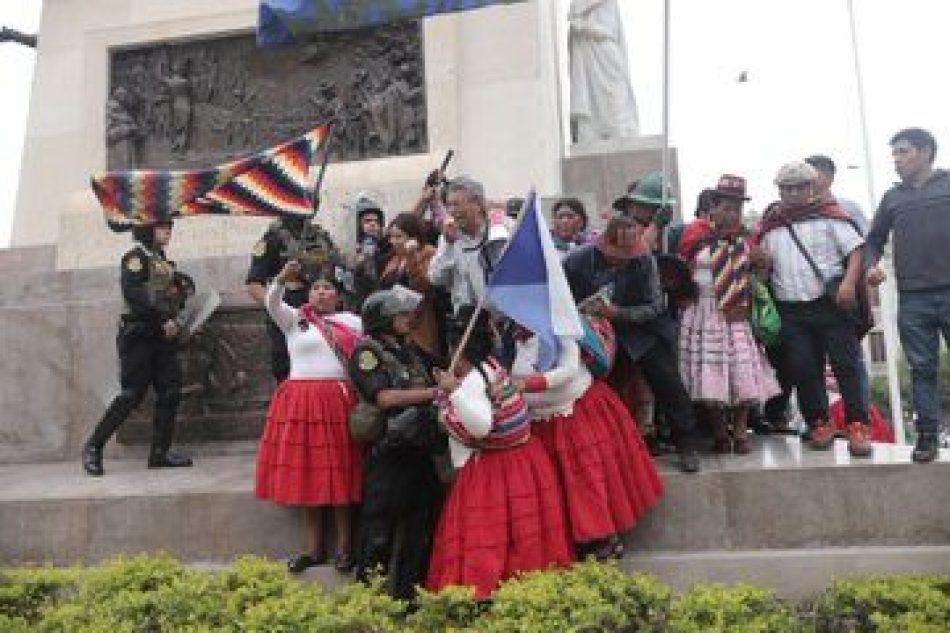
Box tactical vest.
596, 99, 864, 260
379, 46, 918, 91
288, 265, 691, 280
274, 219, 336, 271
364, 337, 430, 390
123, 250, 181, 317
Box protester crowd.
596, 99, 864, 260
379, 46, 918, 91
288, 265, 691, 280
82, 126, 946, 600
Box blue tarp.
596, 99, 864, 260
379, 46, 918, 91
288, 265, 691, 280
258, 0, 527, 45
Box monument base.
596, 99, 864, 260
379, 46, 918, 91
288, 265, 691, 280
2, 436, 947, 597
561, 145, 682, 226
0, 246, 273, 465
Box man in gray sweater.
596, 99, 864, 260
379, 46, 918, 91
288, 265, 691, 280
865, 127, 950, 463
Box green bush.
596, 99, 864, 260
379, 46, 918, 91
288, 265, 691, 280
0, 566, 75, 624
1, 554, 947, 632
665, 583, 803, 633
812, 574, 950, 633
478, 560, 671, 632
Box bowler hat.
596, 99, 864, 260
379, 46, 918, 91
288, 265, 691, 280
709, 174, 750, 201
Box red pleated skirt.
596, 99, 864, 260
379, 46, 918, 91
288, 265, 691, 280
533, 380, 664, 544
255, 379, 363, 506
426, 435, 574, 598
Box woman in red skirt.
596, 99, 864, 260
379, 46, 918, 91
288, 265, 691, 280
427, 310, 573, 598
255, 260, 363, 573
511, 332, 664, 559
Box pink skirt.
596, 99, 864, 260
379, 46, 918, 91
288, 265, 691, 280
255, 379, 363, 506
679, 295, 781, 405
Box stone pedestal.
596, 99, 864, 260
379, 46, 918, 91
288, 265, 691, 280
561, 140, 681, 223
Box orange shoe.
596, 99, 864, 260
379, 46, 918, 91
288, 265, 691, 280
847, 422, 873, 458
808, 421, 836, 450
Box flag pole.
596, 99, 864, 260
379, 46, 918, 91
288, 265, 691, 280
447, 295, 487, 375
311, 122, 333, 215
660, 0, 671, 212
846, 0, 905, 443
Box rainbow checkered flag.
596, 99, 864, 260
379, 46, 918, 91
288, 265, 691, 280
91, 125, 329, 231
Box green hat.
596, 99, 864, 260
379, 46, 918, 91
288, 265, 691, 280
612, 171, 677, 210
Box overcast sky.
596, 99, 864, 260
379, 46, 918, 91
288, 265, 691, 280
617, 0, 950, 217
2, 1, 950, 246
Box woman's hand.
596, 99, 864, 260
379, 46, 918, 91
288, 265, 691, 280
434, 368, 459, 393
748, 245, 772, 271
836, 280, 858, 311
276, 259, 301, 283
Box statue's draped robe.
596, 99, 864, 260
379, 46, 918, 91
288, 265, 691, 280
569, 0, 640, 142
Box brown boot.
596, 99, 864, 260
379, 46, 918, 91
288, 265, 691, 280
708, 407, 731, 454
732, 407, 750, 454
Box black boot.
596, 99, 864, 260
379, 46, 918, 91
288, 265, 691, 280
148, 448, 193, 468
82, 444, 104, 477
148, 400, 191, 468
911, 433, 939, 464
677, 449, 701, 473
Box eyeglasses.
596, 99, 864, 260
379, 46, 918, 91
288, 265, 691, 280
778, 183, 811, 192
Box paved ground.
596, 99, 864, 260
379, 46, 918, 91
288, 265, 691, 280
0, 434, 946, 503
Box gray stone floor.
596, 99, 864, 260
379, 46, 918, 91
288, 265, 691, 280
0, 434, 946, 503
650, 433, 950, 474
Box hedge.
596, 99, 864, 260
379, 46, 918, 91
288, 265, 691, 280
1, 554, 947, 632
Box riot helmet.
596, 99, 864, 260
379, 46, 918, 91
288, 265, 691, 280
361, 284, 423, 335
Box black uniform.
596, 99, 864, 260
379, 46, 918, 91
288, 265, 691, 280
348, 336, 443, 600
246, 217, 343, 380
86, 244, 193, 461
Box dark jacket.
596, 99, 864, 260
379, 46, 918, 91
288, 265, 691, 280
563, 243, 677, 362
865, 169, 950, 293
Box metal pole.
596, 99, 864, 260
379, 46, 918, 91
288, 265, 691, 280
661, 0, 671, 207
846, 0, 906, 443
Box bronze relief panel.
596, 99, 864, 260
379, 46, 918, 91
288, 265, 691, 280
107, 24, 427, 170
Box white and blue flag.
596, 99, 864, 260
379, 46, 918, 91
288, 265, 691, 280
486, 192, 584, 371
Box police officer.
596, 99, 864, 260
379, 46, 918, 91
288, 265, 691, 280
245, 215, 344, 380
349, 285, 444, 600
350, 195, 387, 308
82, 219, 194, 476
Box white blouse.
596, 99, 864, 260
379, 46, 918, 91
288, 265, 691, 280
511, 335, 592, 419
265, 282, 362, 380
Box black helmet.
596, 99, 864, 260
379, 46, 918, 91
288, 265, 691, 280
361, 285, 423, 334
131, 218, 173, 246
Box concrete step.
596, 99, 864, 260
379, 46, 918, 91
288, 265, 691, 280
622, 546, 950, 599
1, 436, 948, 596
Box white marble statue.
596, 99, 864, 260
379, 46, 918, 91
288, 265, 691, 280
568, 0, 640, 143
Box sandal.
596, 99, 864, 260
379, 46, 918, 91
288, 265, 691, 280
333, 552, 355, 574
287, 553, 324, 574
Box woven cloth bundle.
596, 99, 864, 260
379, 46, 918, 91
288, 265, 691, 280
91, 125, 328, 230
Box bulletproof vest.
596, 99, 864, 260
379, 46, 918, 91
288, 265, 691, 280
274, 219, 336, 279
124, 250, 181, 317
366, 337, 430, 390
